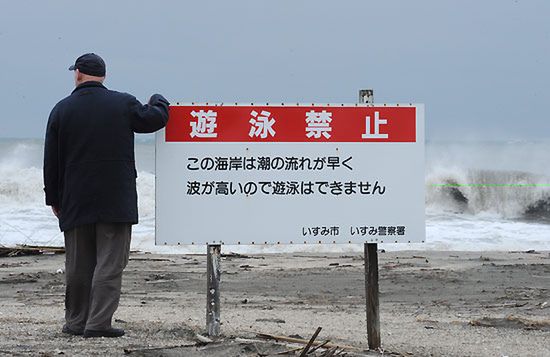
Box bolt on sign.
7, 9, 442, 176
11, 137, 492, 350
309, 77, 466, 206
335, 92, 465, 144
156, 104, 425, 245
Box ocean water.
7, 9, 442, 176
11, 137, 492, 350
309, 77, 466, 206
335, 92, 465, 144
0, 138, 549, 252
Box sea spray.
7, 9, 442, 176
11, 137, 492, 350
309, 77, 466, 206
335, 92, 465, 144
426, 168, 550, 220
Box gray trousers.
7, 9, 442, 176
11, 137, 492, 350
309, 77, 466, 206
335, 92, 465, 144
64, 223, 131, 331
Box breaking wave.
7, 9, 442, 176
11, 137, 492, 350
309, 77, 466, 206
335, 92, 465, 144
0, 140, 155, 217
426, 168, 550, 222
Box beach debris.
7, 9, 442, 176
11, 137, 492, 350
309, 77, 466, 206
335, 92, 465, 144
129, 257, 174, 262
482, 302, 528, 309
509, 250, 541, 254
308, 340, 331, 354
274, 346, 304, 355
123, 343, 196, 354
0, 245, 64, 257
0, 273, 38, 284
55, 268, 64, 274
222, 270, 239, 275
289, 334, 304, 339
184, 260, 200, 265
299, 327, 322, 356
255, 318, 286, 324
144, 273, 166, 281
222, 252, 264, 260
195, 333, 214, 344
0, 261, 29, 268
222, 252, 250, 258
257, 331, 357, 352
320, 346, 348, 356
470, 315, 550, 331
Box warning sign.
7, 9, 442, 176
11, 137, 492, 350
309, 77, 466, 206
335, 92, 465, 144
156, 104, 424, 245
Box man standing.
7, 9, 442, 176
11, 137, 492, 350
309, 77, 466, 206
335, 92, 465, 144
43, 53, 169, 338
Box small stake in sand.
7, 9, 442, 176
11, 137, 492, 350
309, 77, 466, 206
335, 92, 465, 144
299, 327, 322, 356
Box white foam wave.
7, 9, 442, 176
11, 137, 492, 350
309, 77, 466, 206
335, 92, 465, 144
0, 170, 155, 248
426, 167, 550, 219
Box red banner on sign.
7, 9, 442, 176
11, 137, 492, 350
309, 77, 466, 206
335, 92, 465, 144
166, 105, 416, 142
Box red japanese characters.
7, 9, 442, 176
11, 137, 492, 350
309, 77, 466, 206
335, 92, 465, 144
166, 105, 416, 143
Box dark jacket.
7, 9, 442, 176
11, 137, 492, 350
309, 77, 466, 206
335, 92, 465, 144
43, 81, 169, 231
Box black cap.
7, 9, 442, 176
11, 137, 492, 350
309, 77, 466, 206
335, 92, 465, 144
68, 53, 106, 77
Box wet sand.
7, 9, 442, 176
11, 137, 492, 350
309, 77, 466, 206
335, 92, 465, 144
0, 250, 549, 356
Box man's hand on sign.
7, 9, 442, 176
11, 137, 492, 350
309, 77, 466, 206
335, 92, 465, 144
51, 206, 60, 218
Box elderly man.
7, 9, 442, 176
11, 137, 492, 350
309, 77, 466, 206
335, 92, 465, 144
43, 53, 169, 338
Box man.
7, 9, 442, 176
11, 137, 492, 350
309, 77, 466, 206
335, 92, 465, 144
43, 53, 169, 338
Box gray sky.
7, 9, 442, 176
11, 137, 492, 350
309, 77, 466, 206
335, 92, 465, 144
1, 0, 549, 140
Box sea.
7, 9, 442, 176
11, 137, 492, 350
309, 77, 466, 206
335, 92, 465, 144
1, 138, 549, 253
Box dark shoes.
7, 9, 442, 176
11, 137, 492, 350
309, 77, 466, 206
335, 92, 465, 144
62, 324, 125, 338
62, 324, 84, 336
83, 327, 125, 338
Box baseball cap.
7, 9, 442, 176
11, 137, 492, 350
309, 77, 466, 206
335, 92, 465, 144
68, 53, 106, 77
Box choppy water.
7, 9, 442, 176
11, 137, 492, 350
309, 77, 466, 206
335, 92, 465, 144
1, 138, 549, 252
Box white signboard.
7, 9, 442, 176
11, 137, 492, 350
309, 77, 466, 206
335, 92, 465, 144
156, 104, 424, 245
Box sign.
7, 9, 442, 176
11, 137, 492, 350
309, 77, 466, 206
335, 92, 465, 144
156, 104, 424, 245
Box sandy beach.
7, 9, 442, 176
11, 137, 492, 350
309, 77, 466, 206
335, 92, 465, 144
0, 250, 548, 356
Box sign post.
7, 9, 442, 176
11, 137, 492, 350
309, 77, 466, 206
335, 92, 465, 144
359, 89, 381, 349
206, 243, 221, 336
365, 243, 380, 349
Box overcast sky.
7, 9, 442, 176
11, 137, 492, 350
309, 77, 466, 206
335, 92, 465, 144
0, 0, 549, 140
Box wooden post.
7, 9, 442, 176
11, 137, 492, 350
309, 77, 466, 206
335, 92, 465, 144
359, 89, 381, 349
364, 242, 380, 349
206, 244, 221, 336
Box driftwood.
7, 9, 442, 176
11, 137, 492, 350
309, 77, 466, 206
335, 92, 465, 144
0, 245, 64, 257
275, 346, 306, 355
129, 257, 174, 262
299, 327, 322, 356
481, 302, 528, 309
123, 343, 196, 354
256, 332, 357, 351
470, 315, 550, 331
321, 346, 347, 356
308, 340, 331, 354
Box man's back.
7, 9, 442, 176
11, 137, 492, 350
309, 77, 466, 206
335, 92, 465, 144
44, 81, 169, 231
57, 83, 137, 165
